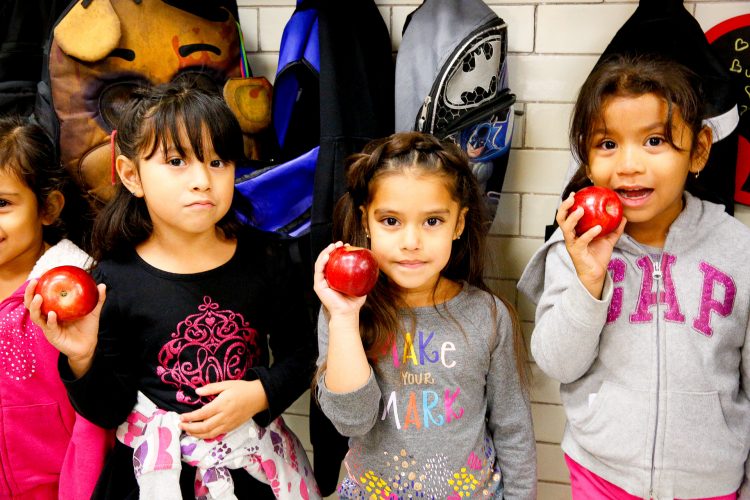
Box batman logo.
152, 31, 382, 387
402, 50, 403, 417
445, 34, 504, 109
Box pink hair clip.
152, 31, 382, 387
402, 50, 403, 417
110, 129, 117, 185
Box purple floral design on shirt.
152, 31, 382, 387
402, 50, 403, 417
156, 297, 260, 405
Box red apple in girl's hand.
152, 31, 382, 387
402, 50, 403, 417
35, 265, 99, 321
324, 246, 379, 297
571, 186, 623, 237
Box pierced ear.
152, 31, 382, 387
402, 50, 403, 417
584, 165, 593, 182
454, 207, 468, 240
40, 190, 65, 226
116, 155, 143, 196
689, 126, 712, 176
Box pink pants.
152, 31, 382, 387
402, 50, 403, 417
565, 455, 737, 500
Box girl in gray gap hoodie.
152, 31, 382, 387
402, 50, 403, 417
518, 55, 750, 499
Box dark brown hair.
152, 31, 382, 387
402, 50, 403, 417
0, 115, 92, 248
564, 54, 710, 198
323, 131, 529, 388
90, 79, 245, 261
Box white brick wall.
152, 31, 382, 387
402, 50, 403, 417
236, 1, 750, 498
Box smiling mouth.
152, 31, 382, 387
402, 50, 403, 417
616, 188, 653, 199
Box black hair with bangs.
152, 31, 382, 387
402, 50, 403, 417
90, 79, 245, 261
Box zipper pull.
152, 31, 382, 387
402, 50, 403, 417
417, 96, 431, 132
652, 258, 662, 281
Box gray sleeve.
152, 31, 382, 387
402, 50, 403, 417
315, 308, 382, 437
486, 301, 537, 500
530, 242, 613, 384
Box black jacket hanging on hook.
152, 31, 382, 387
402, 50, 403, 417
307, 0, 395, 495
596, 0, 738, 214
545, 0, 739, 240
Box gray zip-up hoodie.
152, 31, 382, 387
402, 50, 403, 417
518, 193, 750, 499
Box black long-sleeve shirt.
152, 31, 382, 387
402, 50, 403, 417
60, 230, 315, 498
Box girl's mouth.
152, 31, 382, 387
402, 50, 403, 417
616, 188, 652, 199
398, 260, 424, 269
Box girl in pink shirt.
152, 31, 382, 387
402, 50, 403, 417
0, 115, 111, 499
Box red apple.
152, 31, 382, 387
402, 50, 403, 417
571, 186, 623, 237
35, 265, 99, 321
324, 246, 379, 297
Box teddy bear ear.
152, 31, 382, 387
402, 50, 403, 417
54, 0, 121, 62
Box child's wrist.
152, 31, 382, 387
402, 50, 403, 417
67, 355, 93, 379
579, 276, 605, 300
328, 312, 360, 331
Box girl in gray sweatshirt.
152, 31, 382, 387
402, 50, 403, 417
519, 55, 750, 499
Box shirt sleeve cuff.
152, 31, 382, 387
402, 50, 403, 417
316, 368, 381, 436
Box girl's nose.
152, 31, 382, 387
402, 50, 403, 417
401, 225, 421, 250
190, 164, 211, 191
616, 146, 645, 176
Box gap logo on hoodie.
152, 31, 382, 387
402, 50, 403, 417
606, 253, 736, 337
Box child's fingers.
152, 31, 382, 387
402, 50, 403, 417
616, 215, 627, 235
574, 224, 603, 246
23, 279, 38, 308
194, 381, 227, 397
179, 413, 222, 438
555, 193, 578, 227
561, 191, 576, 207
180, 403, 215, 425
87, 284, 107, 319
314, 242, 343, 275
558, 207, 585, 245
38, 310, 62, 346
601, 216, 627, 245
314, 242, 350, 296
25, 292, 49, 328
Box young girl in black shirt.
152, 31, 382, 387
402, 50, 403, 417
27, 81, 319, 499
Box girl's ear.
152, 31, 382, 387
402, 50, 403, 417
116, 155, 143, 196
40, 190, 65, 226
454, 207, 468, 240
689, 126, 713, 175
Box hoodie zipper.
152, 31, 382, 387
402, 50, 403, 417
648, 255, 662, 500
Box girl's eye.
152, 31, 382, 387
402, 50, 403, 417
600, 140, 616, 150
209, 159, 226, 168
646, 136, 665, 147
425, 217, 442, 227
382, 217, 399, 227
168, 158, 185, 167
0, 200, 9, 208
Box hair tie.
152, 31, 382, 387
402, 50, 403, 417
110, 129, 117, 185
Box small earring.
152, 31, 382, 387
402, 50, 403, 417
365, 231, 370, 239
454, 234, 460, 241
694, 171, 700, 179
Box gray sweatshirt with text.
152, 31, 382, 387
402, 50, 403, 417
518, 193, 750, 499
